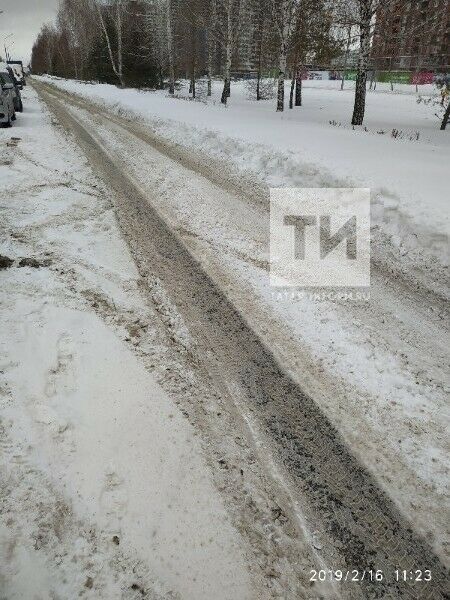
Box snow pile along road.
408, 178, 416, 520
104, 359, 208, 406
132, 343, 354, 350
0, 86, 265, 600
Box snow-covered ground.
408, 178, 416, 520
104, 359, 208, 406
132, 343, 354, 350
30, 76, 449, 562
2, 76, 448, 596
0, 86, 267, 600
37, 76, 449, 276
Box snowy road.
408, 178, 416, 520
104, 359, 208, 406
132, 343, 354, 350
0, 86, 267, 600
25, 79, 449, 599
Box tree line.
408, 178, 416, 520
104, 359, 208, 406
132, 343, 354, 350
31, 1, 447, 127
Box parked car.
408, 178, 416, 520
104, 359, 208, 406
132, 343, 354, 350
6, 66, 23, 112
0, 63, 22, 112
7, 60, 25, 87
0, 73, 16, 127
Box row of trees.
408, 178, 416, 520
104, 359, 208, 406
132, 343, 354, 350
31, 1, 442, 126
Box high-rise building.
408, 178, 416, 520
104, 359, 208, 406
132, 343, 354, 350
372, 0, 450, 72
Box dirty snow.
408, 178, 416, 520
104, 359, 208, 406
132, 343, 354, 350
35, 79, 449, 561
2, 75, 448, 595
0, 86, 262, 600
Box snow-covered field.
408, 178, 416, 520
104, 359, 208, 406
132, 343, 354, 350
0, 87, 265, 600
30, 76, 449, 562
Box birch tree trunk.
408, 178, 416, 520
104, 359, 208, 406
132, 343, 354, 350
221, 0, 233, 105
221, 46, 231, 103
57, 47, 66, 75
274, 0, 295, 113
441, 101, 450, 130
47, 39, 54, 75
388, 56, 393, 91
206, 29, 213, 96
256, 62, 262, 100
96, 0, 124, 87
190, 23, 196, 98
341, 25, 352, 91
295, 70, 302, 106
289, 71, 295, 109
116, 0, 123, 86
277, 42, 287, 112
289, 50, 300, 108
351, 2, 371, 126
255, 5, 265, 101
166, 0, 175, 95
206, 0, 216, 97
72, 48, 79, 79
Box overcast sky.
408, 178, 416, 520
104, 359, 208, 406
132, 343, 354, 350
0, 0, 58, 63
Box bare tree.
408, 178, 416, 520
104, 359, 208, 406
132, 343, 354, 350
166, 0, 176, 94
170, 0, 244, 105
94, 0, 125, 87
253, 0, 276, 101
206, 0, 217, 96
285, 0, 339, 110
56, 0, 97, 80
340, 25, 354, 90
183, 0, 207, 98
219, 0, 237, 104
57, 2, 78, 77
334, 0, 395, 125
271, 0, 298, 112
189, 21, 197, 97
351, 0, 372, 124
42, 24, 57, 75
140, 0, 169, 90
255, 7, 266, 101
203, 0, 244, 104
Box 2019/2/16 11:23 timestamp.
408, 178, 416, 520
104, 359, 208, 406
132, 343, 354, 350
309, 569, 432, 583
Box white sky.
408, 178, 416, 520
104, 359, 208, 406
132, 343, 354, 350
0, 0, 59, 64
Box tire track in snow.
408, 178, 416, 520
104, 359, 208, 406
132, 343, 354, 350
34, 80, 449, 600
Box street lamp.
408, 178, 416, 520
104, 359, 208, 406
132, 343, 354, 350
4, 33, 13, 61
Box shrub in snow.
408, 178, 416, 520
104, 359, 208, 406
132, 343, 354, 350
245, 78, 276, 101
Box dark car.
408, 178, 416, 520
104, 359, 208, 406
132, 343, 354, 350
0, 73, 16, 127
7, 66, 23, 112
0, 64, 23, 113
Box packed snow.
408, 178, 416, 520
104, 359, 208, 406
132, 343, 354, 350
34, 79, 449, 561
0, 86, 263, 600
2, 76, 448, 592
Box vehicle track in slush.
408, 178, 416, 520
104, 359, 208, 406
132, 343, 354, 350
34, 80, 449, 600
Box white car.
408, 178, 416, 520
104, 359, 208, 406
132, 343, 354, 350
7, 61, 25, 87
0, 73, 16, 127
